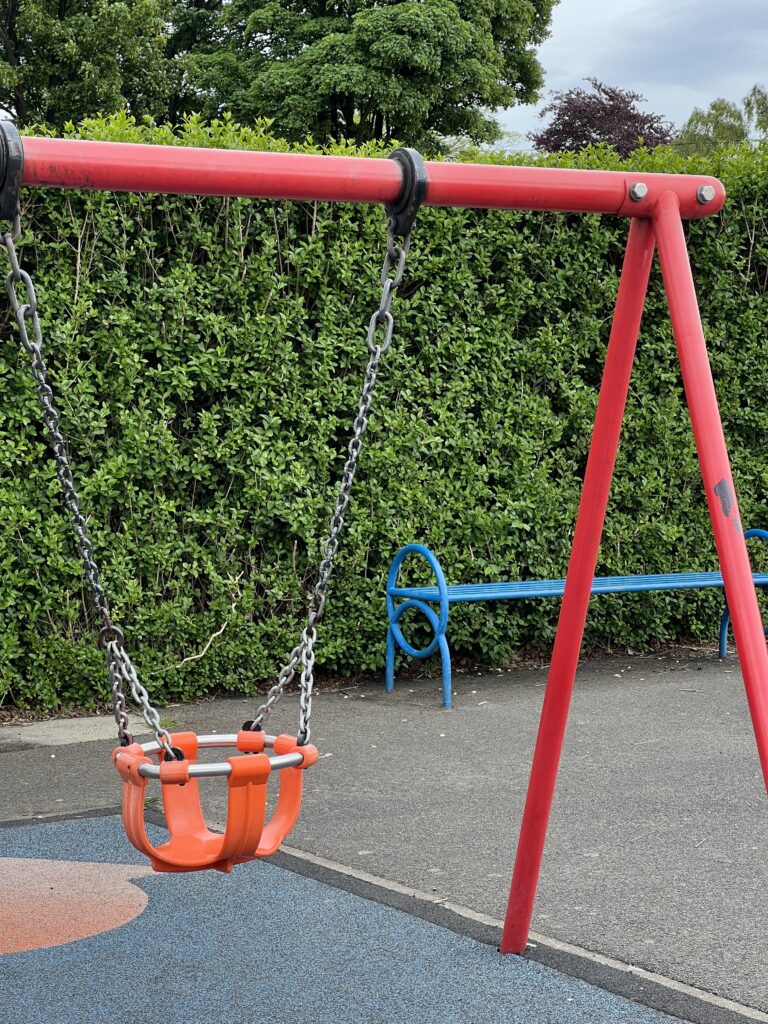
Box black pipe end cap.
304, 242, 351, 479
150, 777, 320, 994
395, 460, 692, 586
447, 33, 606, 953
0, 121, 23, 220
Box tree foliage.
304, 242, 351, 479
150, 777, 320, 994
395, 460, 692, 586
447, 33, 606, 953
676, 85, 768, 155
0, 0, 557, 144
170, 0, 557, 147
0, 0, 172, 127
530, 78, 674, 156
164, 0, 223, 124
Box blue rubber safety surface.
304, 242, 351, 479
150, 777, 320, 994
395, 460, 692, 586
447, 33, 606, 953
0, 816, 686, 1024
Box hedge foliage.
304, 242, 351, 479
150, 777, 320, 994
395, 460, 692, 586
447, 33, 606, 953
1, 115, 767, 712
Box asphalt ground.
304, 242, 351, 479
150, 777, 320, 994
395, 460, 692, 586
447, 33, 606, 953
1, 652, 766, 1022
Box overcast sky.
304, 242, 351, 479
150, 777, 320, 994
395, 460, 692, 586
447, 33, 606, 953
500, 0, 768, 149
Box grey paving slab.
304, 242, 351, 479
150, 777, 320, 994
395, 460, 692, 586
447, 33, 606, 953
0, 713, 151, 749
0, 735, 122, 818
1, 653, 766, 1013
0, 816, 686, 1024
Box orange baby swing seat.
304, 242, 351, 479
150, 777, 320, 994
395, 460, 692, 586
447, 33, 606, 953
114, 730, 318, 873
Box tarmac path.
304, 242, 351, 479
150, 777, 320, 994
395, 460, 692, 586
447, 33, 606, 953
1, 653, 766, 1022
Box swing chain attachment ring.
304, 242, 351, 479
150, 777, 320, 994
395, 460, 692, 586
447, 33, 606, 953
99, 624, 125, 648
246, 148, 425, 744
0, 160, 178, 760
386, 148, 428, 241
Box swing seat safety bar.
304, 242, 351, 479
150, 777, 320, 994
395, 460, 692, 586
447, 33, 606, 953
131, 733, 308, 778
113, 731, 319, 873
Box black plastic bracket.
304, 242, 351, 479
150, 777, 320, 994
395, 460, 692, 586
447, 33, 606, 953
0, 120, 23, 221
386, 148, 427, 238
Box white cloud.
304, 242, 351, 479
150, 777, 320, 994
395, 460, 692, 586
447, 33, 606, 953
498, 0, 768, 148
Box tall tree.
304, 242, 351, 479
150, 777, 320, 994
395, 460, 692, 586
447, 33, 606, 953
529, 78, 674, 156
165, 0, 224, 124
0, 0, 171, 128
743, 84, 768, 138
177, 0, 557, 147
676, 85, 768, 154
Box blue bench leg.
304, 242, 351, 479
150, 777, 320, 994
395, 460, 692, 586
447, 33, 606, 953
439, 634, 452, 710
719, 602, 768, 658
719, 606, 730, 659
387, 623, 452, 706
385, 625, 396, 693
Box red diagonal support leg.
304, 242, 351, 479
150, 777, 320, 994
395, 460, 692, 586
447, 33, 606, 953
500, 217, 656, 954
653, 190, 768, 788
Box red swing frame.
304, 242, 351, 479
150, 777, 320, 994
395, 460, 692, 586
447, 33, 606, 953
9, 136, 768, 952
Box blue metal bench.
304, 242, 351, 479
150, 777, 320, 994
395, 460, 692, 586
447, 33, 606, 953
385, 529, 768, 709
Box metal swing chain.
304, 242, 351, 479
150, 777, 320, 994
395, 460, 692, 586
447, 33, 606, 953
249, 223, 412, 744
2, 145, 423, 754
1, 211, 177, 758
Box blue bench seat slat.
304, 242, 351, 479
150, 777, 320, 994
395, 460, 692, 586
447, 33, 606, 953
391, 571, 768, 604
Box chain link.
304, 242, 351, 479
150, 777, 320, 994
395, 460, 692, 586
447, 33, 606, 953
2, 213, 176, 757
250, 222, 413, 743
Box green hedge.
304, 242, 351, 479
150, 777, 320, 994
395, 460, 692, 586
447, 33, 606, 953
1, 115, 767, 712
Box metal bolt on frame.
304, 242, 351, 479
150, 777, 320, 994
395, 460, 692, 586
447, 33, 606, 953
697, 184, 716, 204
629, 182, 648, 202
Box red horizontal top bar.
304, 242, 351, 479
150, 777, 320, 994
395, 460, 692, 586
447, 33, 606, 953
20, 137, 725, 220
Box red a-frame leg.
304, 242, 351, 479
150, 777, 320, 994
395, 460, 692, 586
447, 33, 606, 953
500, 201, 768, 956
500, 218, 656, 953
653, 191, 768, 784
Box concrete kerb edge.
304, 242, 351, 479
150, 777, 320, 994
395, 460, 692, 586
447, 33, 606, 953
272, 846, 768, 1024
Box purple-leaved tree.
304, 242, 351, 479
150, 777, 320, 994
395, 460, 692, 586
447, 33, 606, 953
530, 78, 675, 156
